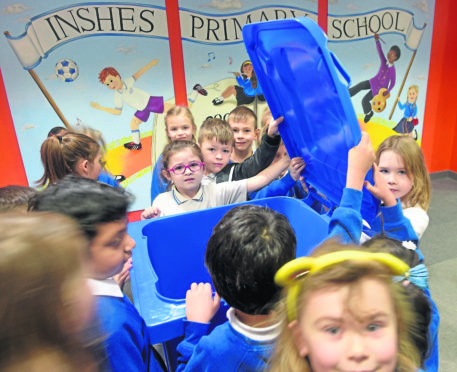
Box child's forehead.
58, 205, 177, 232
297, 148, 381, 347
103, 74, 119, 83
200, 136, 233, 147
229, 117, 256, 129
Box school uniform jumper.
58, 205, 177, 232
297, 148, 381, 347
88, 278, 164, 372
215, 133, 281, 183
176, 308, 279, 372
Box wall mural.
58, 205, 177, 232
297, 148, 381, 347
0, 0, 434, 211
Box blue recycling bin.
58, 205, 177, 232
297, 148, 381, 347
129, 197, 329, 344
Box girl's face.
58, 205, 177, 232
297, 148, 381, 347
242, 63, 253, 76
378, 150, 413, 202
407, 89, 417, 104
293, 277, 398, 372
166, 114, 195, 142
165, 148, 204, 199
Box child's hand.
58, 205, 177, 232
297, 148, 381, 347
374, 33, 380, 41
267, 116, 284, 137
289, 157, 306, 181
113, 258, 132, 290
185, 283, 221, 323
141, 206, 161, 220
90, 101, 101, 110
346, 132, 375, 191
364, 163, 397, 207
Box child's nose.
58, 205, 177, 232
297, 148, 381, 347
184, 166, 192, 175
124, 234, 136, 253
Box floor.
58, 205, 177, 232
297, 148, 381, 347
420, 172, 457, 372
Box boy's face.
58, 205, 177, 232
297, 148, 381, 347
199, 138, 233, 174
88, 217, 135, 279
103, 74, 122, 90
229, 119, 259, 154
387, 49, 397, 64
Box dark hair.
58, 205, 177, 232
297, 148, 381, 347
0, 185, 36, 212
390, 45, 401, 61
205, 205, 296, 315
28, 175, 132, 241
362, 235, 430, 366
47, 126, 67, 137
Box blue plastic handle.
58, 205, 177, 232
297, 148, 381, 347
330, 52, 352, 86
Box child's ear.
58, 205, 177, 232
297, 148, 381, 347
288, 320, 309, 358
75, 159, 89, 177
162, 169, 172, 181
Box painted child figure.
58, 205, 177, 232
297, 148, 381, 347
175, 205, 297, 371
270, 242, 421, 372
349, 33, 401, 123
91, 59, 167, 150
29, 175, 166, 372
91, 59, 206, 151
393, 85, 419, 138
212, 60, 265, 106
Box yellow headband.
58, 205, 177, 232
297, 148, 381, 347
274, 250, 410, 321
242, 61, 252, 67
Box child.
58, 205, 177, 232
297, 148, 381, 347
28, 175, 165, 372
141, 140, 289, 218
349, 33, 401, 123
37, 132, 103, 187
212, 60, 265, 106
150, 106, 198, 203
373, 135, 431, 238
328, 132, 419, 245
363, 236, 439, 372
0, 185, 36, 212
393, 85, 419, 138
270, 242, 420, 372
198, 117, 281, 184
91, 60, 205, 150
227, 105, 260, 163
175, 204, 297, 371
0, 212, 99, 372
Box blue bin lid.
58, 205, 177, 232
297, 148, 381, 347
243, 17, 378, 223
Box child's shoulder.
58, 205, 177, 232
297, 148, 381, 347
96, 295, 146, 333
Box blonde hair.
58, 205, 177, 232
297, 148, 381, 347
164, 106, 197, 143
376, 135, 431, 210
269, 241, 420, 372
228, 105, 258, 129
0, 212, 96, 371
197, 118, 234, 146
